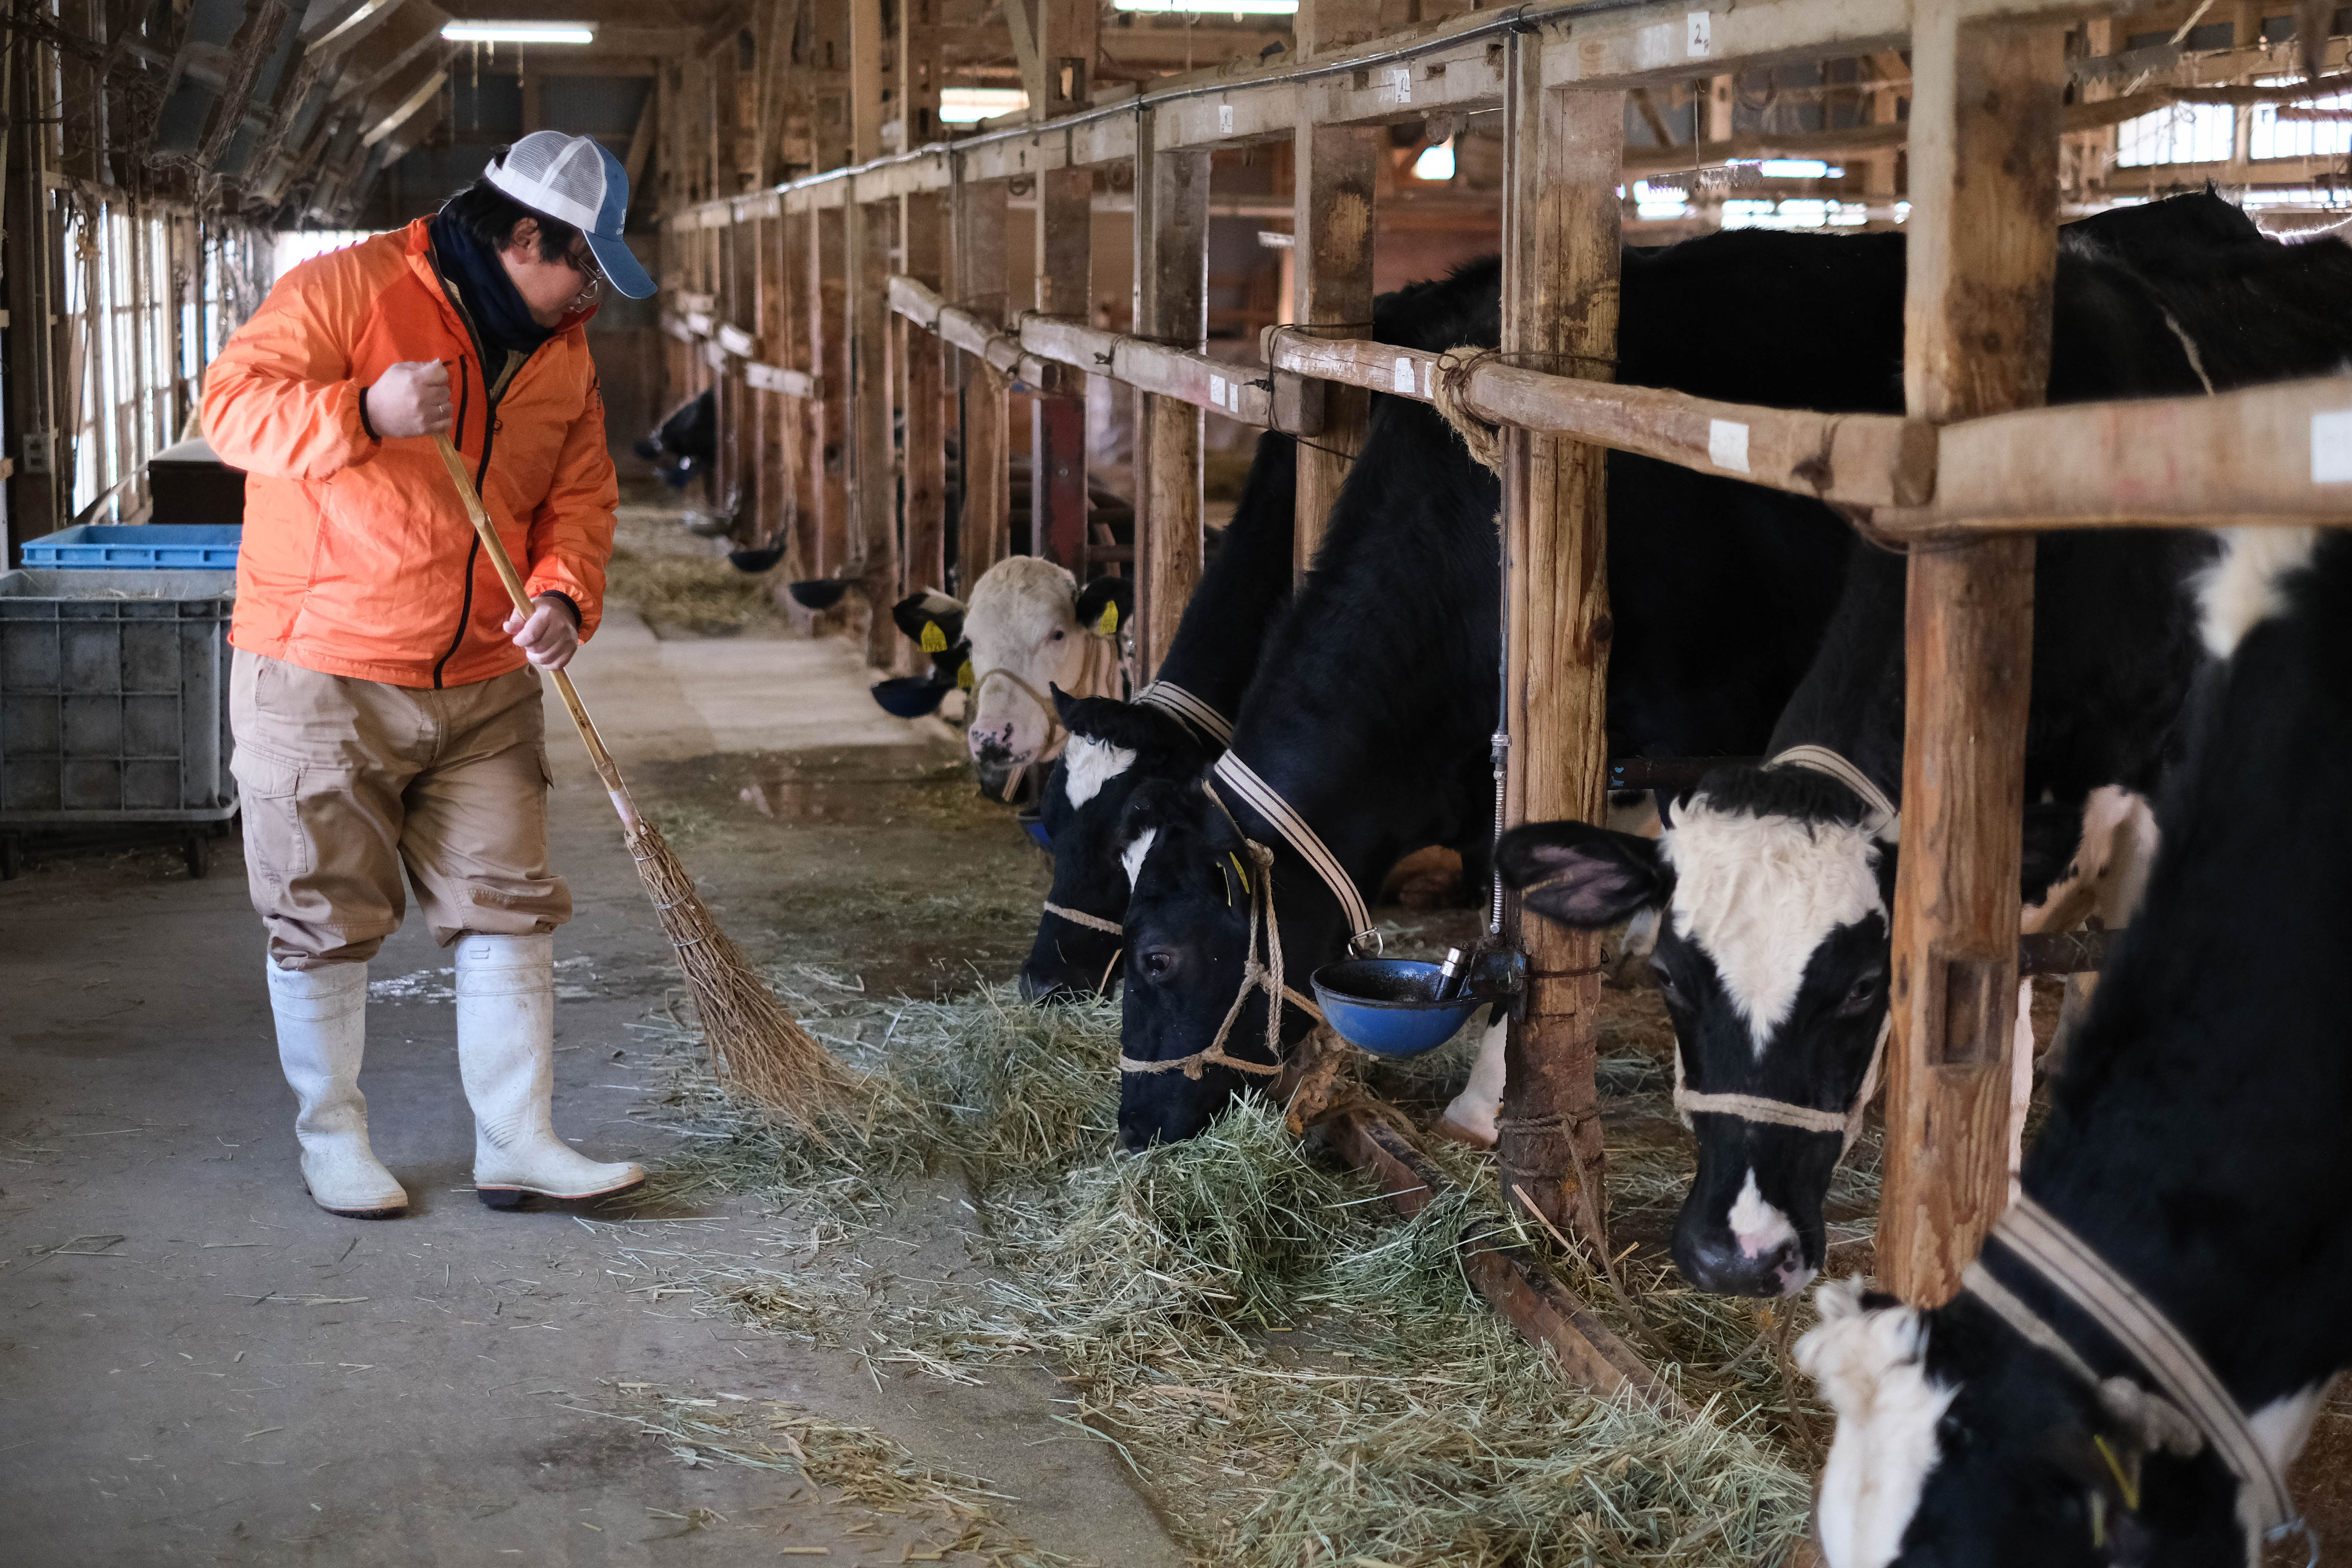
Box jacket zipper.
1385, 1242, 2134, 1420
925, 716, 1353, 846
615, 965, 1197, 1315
428, 253, 542, 690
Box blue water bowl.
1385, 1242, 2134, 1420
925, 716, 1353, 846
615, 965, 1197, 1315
788, 579, 849, 610
1016, 810, 1052, 850
871, 676, 949, 718
1310, 959, 1485, 1058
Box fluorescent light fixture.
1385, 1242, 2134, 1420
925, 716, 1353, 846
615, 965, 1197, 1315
1113, 0, 1298, 12
1757, 158, 1842, 179
441, 21, 596, 43
938, 87, 1028, 123
1411, 138, 1455, 181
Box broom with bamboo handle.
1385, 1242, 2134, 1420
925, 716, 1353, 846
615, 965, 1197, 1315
430, 434, 854, 1120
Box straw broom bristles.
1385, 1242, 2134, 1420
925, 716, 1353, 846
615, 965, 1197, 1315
428, 435, 856, 1124
624, 814, 858, 1118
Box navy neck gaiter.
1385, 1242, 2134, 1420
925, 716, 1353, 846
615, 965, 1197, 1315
429, 209, 557, 367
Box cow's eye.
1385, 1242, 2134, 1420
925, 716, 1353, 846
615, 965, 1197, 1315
1051, 629, 1066, 641
1649, 962, 1684, 1007
1140, 949, 1178, 983
1836, 971, 1885, 1016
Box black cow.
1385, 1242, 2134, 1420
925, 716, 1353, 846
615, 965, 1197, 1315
635, 389, 715, 490
1019, 430, 1298, 1001
1498, 194, 2352, 1297
1112, 236, 1888, 1149
1795, 525, 2352, 1568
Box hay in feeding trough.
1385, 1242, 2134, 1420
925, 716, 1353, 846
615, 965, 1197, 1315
619, 983, 1825, 1566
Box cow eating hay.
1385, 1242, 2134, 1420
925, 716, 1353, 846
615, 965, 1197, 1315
617, 980, 1830, 1565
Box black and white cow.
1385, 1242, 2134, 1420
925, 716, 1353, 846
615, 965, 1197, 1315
635, 389, 716, 490
1795, 525, 2352, 1568
1019, 431, 1298, 1001
1111, 237, 1894, 1149
1498, 194, 2352, 1298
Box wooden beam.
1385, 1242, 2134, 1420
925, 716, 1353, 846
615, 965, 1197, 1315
1497, 53, 1622, 1251
1134, 112, 1210, 681
1324, 1112, 1684, 1410
1034, 0, 1097, 119
1262, 329, 1937, 511
1295, 0, 1382, 61
1878, 3, 2065, 1311
1290, 119, 1379, 580
955, 176, 1011, 592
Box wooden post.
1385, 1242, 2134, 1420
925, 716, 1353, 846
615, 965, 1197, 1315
812, 204, 851, 582
1133, 112, 1210, 680
1496, 52, 1622, 1251
1033, 161, 1091, 571
903, 191, 948, 596
900, 10, 946, 601
1878, 5, 2064, 1309
956, 174, 1011, 592
1033, 0, 1098, 119
1290, 115, 1379, 580
848, 0, 895, 663
756, 211, 793, 568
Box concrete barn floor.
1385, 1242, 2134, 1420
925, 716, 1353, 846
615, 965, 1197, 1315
0, 585, 1187, 1566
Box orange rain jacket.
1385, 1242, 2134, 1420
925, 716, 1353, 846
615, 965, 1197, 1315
203, 217, 616, 689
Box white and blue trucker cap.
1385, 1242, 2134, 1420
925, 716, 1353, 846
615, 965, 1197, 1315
484, 130, 656, 299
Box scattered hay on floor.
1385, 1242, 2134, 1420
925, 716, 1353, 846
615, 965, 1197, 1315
617, 983, 1821, 1567
573, 1384, 1068, 1566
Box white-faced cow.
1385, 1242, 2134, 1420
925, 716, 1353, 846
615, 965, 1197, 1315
918, 559, 1135, 802
1497, 194, 2352, 1298
1019, 431, 1297, 1001
1112, 239, 1875, 1149
1795, 526, 2352, 1568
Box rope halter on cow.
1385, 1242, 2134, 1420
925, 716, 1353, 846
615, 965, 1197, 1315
969, 628, 1125, 801
1135, 680, 1234, 749
1114, 759, 1361, 1081
1963, 1194, 2313, 1568
1668, 744, 1900, 1161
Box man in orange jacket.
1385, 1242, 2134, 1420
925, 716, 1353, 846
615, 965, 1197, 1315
203, 132, 656, 1220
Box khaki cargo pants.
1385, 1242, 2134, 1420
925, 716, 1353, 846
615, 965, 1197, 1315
230, 649, 570, 970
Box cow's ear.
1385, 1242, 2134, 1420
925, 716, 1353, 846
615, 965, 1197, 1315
1073, 575, 1135, 638
1050, 682, 1085, 728
1793, 1279, 1929, 1426
891, 592, 965, 648
1496, 820, 1668, 928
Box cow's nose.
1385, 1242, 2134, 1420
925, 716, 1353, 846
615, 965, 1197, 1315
1674, 1229, 1801, 1297
1018, 970, 1070, 1005
1115, 1123, 1150, 1155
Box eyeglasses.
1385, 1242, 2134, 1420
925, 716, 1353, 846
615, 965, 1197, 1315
564, 240, 603, 306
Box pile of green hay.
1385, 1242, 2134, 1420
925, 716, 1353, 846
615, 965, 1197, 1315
604, 544, 786, 629
623, 983, 1827, 1566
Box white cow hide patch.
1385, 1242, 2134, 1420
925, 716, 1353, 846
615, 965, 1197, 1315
2199, 527, 2317, 658
1798, 1280, 1956, 1568
1663, 796, 1888, 1053
1727, 1168, 1797, 1260
1121, 828, 1159, 890
1063, 735, 1138, 809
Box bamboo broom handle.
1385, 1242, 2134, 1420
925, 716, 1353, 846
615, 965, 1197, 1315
430, 434, 644, 835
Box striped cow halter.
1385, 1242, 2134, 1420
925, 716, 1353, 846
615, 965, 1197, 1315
1964, 1195, 2312, 1568
1668, 744, 1899, 1159
1205, 752, 1380, 958
1036, 683, 1233, 948
1135, 680, 1234, 748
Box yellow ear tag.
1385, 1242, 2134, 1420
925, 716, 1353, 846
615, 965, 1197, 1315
957, 659, 975, 690
2091, 1435, 2141, 1513
1096, 601, 1119, 637
1227, 852, 1251, 896
920, 620, 948, 654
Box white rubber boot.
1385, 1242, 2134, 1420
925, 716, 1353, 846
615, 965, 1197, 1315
268, 958, 408, 1219
455, 934, 644, 1208
1434, 1010, 1509, 1148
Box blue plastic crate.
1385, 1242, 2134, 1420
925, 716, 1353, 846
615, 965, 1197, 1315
21, 524, 242, 570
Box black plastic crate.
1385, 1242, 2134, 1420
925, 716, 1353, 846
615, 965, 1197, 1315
0, 568, 237, 825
